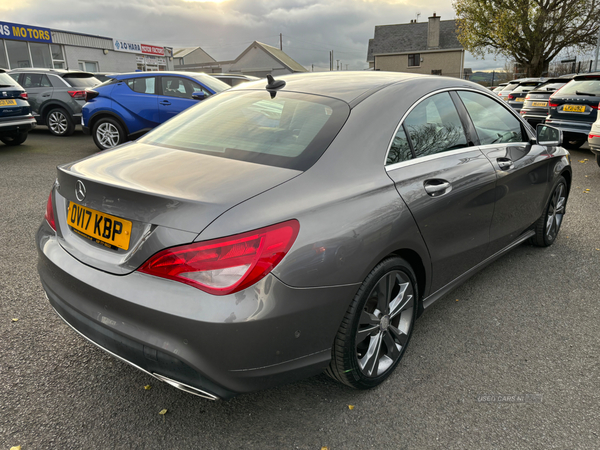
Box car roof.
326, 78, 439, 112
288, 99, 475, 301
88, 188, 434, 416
110, 71, 216, 79
573, 72, 600, 81
233, 71, 482, 105
8, 68, 94, 76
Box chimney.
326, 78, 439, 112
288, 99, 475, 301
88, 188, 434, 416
427, 12, 440, 49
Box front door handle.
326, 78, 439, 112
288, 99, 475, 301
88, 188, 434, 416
159, 101, 171, 105
424, 179, 452, 197
42, 94, 50, 97
497, 158, 513, 170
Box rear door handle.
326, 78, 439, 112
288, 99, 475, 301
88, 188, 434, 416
424, 179, 452, 197
497, 158, 513, 170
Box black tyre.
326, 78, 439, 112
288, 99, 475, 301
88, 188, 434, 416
0, 131, 28, 146
531, 176, 568, 247
92, 117, 125, 151
326, 257, 418, 389
596, 153, 600, 168
562, 133, 586, 150
46, 108, 75, 136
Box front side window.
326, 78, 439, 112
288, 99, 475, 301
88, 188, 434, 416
457, 91, 524, 145
408, 54, 420, 67
403, 92, 468, 158
127, 77, 156, 94
161, 76, 208, 99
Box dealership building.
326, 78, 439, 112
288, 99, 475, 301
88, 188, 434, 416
0, 20, 174, 73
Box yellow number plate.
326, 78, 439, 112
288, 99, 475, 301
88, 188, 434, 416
0, 99, 17, 106
563, 104, 585, 112
531, 101, 547, 107
515, 97, 525, 102
67, 202, 132, 250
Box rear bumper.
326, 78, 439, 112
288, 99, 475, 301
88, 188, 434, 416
0, 116, 37, 134
82, 125, 90, 135
544, 117, 592, 137
36, 222, 358, 399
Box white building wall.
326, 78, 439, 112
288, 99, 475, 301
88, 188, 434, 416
229, 46, 285, 74
64, 46, 137, 72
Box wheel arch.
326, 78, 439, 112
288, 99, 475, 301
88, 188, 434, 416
89, 111, 130, 136
39, 101, 76, 124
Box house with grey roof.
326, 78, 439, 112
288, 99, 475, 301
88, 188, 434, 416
174, 41, 306, 77
173, 47, 216, 66
367, 14, 465, 78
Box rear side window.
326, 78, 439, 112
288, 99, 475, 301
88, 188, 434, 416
140, 90, 349, 171
387, 126, 413, 165
403, 92, 468, 158
127, 77, 156, 94
458, 91, 524, 145
63, 75, 100, 88
557, 79, 600, 96
21, 73, 52, 88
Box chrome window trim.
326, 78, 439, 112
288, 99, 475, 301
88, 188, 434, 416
383, 86, 533, 169
385, 146, 482, 172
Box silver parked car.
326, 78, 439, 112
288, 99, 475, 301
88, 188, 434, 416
37, 72, 571, 399
8, 68, 100, 136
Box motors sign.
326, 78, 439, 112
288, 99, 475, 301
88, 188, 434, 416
0, 21, 52, 43
113, 39, 164, 56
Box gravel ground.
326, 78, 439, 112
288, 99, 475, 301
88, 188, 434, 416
1, 128, 599, 449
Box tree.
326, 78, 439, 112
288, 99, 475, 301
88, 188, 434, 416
453, 0, 600, 76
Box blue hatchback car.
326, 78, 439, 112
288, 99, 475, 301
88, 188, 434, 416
82, 71, 229, 150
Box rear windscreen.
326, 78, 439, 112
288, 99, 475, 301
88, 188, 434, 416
0, 72, 18, 87
139, 90, 350, 171
558, 79, 600, 96
64, 75, 101, 88
534, 81, 568, 92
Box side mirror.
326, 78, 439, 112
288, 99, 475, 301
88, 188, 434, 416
536, 124, 562, 146
192, 92, 206, 101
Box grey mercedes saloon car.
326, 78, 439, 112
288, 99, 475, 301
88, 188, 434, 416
37, 72, 571, 400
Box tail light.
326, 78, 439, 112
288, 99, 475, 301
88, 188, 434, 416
138, 220, 300, 295
85, 90, 99, 101
68, 90, 87, 99
591, 104, 599, 110
19, 92, 28, 100
525, 94, 530, 100
45, 190, 56, 231
590, 134, 600, 139
507, 94, 516, 100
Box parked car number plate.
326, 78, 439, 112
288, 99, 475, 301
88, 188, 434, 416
531, 101, 547, 107
563, 105, 585, 112
0, 99, 17, 106
67, 202, 132, 250
515, 97, 525, 102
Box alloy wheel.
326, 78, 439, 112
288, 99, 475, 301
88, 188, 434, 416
355, 270, 415, 378
48, 111, 68, 135
96, 122, 120, 148
546, 183, 566, 242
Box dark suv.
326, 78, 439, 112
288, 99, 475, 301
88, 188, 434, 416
0, 69, 36, 146
8, 68, 100, 136
519, 76, 574, 126
545, 73, 600, 149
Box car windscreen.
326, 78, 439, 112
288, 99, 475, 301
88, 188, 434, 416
139, 90, 350, 171
557, 78, 600, 96
191, 75, 230, 93
0, 72, 19, 87
63, 74, 101, 88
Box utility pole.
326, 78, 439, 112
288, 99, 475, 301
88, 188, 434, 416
311, 63, 314, 72
491, 70, 495, 86
345, 64, 348, 70
594, 26, 600, 72
336, 59, 340, 70
279, 33, 282, 51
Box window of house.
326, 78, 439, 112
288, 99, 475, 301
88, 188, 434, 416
387, 125, 414, 165
408, 53, 420, 67
127, 77, 156, 94
457, 91, 524, 145
6, 40, 31, 68
403, 92, 468, 158
30, 43, 53, 68
78, 61, 99, 72
51, 44, 65, 69
431, 69, 442, 76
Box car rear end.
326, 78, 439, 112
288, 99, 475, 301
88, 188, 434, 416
37, 88, 353, 398
589, 114, 600, 166
545, 74, 600, 147
0, 70, 36, 144
497, 80, 521, 101
520, 78, 571, 126
58, 72, 101, 121
506, 80, 542, 112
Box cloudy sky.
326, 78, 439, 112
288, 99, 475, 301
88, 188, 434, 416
0, 0, 507, 72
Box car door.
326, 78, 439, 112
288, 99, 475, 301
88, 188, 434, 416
19, 73, 54, 118
113, 76, 160, 131
158, 76, 208, 122
385, 91, 497, 292
455, 90, 551, 256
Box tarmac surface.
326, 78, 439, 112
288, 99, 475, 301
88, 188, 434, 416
1, 128, 599, 449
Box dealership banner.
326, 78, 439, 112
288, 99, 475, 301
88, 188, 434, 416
114, 39, 164, 56
0, 21, 52, 43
